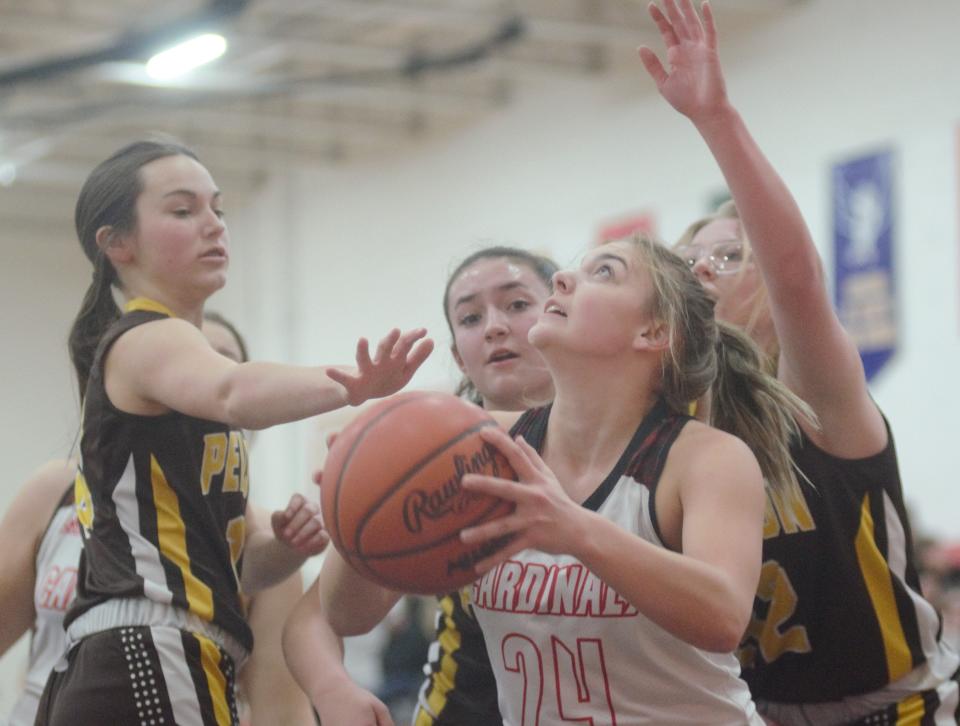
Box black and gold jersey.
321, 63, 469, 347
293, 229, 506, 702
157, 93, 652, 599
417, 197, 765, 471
739, 415, 955, 702
414, 587, 502, 726
66, 299, 252, 652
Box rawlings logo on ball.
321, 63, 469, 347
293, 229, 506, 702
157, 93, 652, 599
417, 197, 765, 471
401, 444, 504, 534
321, 391, 517, 594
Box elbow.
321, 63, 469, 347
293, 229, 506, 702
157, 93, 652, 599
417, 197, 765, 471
221, 369, 267, 431
326, 607, 377, 638
696, 606, 750, 654
779, 250, 826, 298
701, 623, 745, 654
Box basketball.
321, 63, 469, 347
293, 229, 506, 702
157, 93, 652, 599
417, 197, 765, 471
320, 391, 517, 595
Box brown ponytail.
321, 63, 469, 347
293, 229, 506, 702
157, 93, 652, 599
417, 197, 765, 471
69, 255, 120, 400
711, 322, 816, 495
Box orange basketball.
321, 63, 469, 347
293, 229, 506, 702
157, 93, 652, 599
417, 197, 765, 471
320, 391, 517, 595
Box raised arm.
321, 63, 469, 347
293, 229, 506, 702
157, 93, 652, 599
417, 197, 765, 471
639, 0, 885, 455
106, 320, 433, 430
0, 460, 76, 657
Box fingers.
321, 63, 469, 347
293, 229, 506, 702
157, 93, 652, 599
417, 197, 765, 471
638, 46, 668, 86
312, 469, 323, 486
374, 700, 395, 726
294, 527, 330, 556
372, 328, 401, 365
701, 1, 717, 49
278, 494, 328, 552
648, 2, 678, 48
281, 494, 313, 535
513, 435, 551, 477
354, 337, 373, 371
459, 500, 521, 544
271, 508, 290, 536
478, 427, 540, 482
391, 327, 427, 361
461, 472, 523, 502
405, 338, 435, 373
326, 366, 357, 388
678, 0, 704, 39
325, 431, 340, 450
662, 0, 690, 41
385, 329, 433, 380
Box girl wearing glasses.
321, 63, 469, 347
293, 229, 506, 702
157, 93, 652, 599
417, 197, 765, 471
641, 1, 958, 723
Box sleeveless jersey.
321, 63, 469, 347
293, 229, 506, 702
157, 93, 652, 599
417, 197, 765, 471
64, 302, 253, 653
6, 485, 81, 726
739, 415, 959, 703
472, 400, 763, 725
413, 588, 502, 726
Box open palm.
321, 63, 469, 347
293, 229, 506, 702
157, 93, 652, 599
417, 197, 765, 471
639, 0, 728, 122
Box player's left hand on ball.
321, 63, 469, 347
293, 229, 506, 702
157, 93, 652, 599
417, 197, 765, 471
459, 427, 584, 571
272, 493, 329, 557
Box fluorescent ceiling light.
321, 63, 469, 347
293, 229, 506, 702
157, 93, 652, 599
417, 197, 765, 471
146, 33, 227, 80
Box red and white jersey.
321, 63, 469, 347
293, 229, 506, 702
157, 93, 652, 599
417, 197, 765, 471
471, 403, 762, 725
7, 485, 81, 726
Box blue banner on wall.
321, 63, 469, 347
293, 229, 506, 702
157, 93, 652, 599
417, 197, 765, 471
832, 149, 897, 381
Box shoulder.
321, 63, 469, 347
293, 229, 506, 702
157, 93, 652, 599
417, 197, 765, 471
2, 459, 77, 543
669, 421, 762, 492
22, 459, 76, 511
106, 317, 223, 386
110, 316, 206, 356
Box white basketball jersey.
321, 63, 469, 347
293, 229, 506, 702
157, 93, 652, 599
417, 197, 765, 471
471, 404, 763, 725
6, 486, 81, 726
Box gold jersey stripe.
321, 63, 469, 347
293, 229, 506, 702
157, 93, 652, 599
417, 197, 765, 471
196, 633, 232, 726
125, 297, 177, 317
414, 703, 436, 726
74, 469, 94, 532
150, 455, 214, 621
894, 692, 926, 724
417, 593, 466, 724
854, 492, 912, 681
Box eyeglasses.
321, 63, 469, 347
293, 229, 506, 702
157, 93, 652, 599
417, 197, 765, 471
674, 240, 745, 275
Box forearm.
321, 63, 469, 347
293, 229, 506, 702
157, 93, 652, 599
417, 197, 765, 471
282, 586, 350, 709
693, 104, 824, 289
317, 551, 403, 636
0, 591, 35, 656
241, 531, 306, 593
224, 362, 349, 430
573, 511, 751, 652
243, 572, 316, 726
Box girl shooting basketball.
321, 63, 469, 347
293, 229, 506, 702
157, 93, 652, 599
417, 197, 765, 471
288, 233, 815, 724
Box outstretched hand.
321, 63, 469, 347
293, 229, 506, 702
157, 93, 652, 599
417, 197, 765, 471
327, 328, 434, 406
638, 0, 729, 122
459, 427, 586, 573
271, 493, 329, 558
